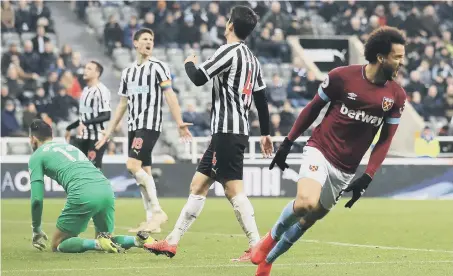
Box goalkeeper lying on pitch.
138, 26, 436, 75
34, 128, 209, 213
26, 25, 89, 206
28, 119, 156, 253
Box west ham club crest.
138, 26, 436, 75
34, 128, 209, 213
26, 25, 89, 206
382, 97, 394, 112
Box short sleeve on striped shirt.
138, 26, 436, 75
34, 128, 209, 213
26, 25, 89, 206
118, 68, 128, 97
155, 62, 172, 89
253, 64, 266, 92
199, 44, 237, 80
97, 86, 111, 112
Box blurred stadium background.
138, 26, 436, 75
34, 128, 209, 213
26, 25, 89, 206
1, 0, 453, 196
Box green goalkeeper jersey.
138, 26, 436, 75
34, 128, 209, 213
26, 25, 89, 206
28, 141, 111, 231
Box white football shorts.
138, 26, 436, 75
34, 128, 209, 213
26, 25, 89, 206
298, 146, 355, 210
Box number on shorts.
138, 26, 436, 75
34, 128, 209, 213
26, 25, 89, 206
131, 138, 143, 150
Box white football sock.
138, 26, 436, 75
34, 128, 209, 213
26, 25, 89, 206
134, 169, 162, 213
139, 186, 153, 221
230, 193, 260, 248
166, 194, 206, 245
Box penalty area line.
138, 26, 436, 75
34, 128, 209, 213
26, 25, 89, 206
2, 260, 453, 273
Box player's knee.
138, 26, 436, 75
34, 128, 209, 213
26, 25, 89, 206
294, 196, 318, 215
190, 181, 209, 196
126, 159, 141, 174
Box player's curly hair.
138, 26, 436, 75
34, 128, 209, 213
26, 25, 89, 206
364, 26, 406, 63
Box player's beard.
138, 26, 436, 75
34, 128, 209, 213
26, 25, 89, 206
382, 63, 396, 81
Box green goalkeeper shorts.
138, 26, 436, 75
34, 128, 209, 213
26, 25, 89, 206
56, 184, 115, 236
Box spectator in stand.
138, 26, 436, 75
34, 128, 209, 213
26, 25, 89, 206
417, 60, 433, 86
387, 2, 404, 29
287, 74, 310, 107
32, 25, 50, 54
411, 91, 425, 117
405, 70, 426, 96
271, 28, 291, 62
157, 13, 179, 48
22, 40, 41, 74
9, 54, 39, 92
36, 15, 53, 33
198, 103, 211, 136
153, 0, 168, 25
39, 42, 56, 76
60, 44, 73, 66
50, 87, 78, 134
33, 86, 51, 114
59, 70, 82, 99
2, 100, 27, 137
267, 73, 287, 108
361, 15, 379, 41
210, 15, 227, 47
1, 87, 13, 110
180, 14, 200, 49
43, 71, 60, 98
30, 0, 52, 31
305, 70, 321, 98
421, 5, 440, 37
22, 103, 38, 131
423, 85, 444, 119
373, 4, 386, 26
270, 113, 282, 137
67, 51, 85, 86
1, 43, 21, 75
142, 12, 156, 33
15, 0, 33, 33
103, 14, 123, 55
445, 84, 453, 120
5, 66, 25, 101
279, 101, 295, 135
414, 126, 440, 158
260, 1, 290, 31
123, 15, 141, 49
256, 27, 276, 62
206, 2, 220, 29
49, 57, 66, 77
1, 0, 16, 33
182, 102, 204, 137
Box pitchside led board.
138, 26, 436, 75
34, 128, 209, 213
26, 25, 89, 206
1, 163, 453, 199
299, 37, 350, 73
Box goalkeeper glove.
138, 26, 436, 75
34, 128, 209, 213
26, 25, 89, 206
269, 137, 293, 171
343, 174, 372, 208
32, 229, 48, 251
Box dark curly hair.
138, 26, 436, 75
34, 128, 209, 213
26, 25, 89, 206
364, 26, 406, 64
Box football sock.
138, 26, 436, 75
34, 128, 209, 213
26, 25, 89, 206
266, 221, 307, 263
270, 200, 300, 240
166, 194, 206, 245
57, 237, 101, 253
111, 235, 138, 249
139, 185, 154, 221
229, 193, 260, 247
135, 169, 162, 213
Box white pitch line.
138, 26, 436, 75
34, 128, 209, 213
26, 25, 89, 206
2, 260, 452, 273
3, 220, 453, 254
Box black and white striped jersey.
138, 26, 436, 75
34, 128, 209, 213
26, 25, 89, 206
118, 57, 171, 132
199, 41, 266, 135
78, 82, 111, 140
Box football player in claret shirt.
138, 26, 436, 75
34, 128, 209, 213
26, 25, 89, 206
252, 26, 407, 276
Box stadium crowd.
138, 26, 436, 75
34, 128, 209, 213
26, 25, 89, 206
2, 1, 453, 154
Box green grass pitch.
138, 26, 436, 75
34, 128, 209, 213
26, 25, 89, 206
2, 198, 452, 276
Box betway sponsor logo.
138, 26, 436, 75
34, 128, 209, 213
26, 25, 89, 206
340, 104, 383, 127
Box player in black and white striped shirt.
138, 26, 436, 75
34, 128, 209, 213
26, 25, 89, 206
96, 28, 192, 233
65, 61, 111, 168
145, 6, 273, 262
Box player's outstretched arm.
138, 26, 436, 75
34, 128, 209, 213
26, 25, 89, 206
163, 87, 193, 141
253, 89, 273, 157
184, 59, 208, 87
270, 94, 328, 171
29, 158, 48, 250
95, 97, 127, 150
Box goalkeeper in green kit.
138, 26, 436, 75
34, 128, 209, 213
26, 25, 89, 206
28, 119, 156, 253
